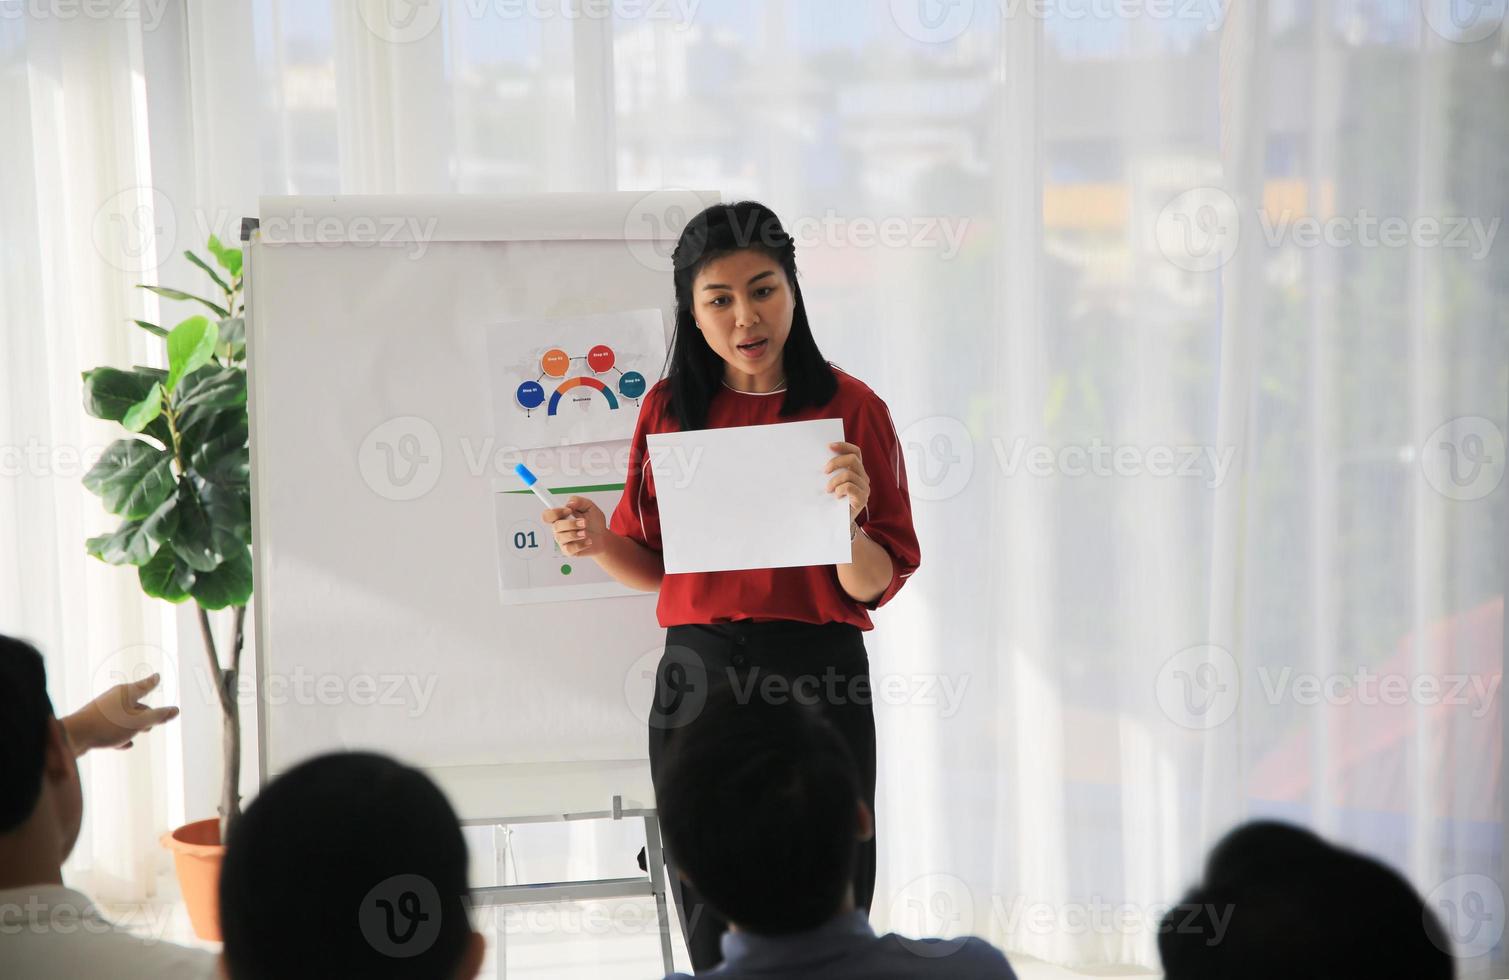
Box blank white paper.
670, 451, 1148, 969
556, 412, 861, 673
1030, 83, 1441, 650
647, 418, 851, 574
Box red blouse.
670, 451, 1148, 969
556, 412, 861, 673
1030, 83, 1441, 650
609, 365, 921, 631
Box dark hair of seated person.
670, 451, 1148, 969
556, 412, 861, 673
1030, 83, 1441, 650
1158, 819, 1455, 980
653, 682, 862, 935
219, 751, 475, 980
0, 635, 54, 833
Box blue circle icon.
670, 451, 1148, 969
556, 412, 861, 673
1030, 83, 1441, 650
619, 371, 647, 399
517, 380, 545, 409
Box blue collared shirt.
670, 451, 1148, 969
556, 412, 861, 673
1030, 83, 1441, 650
665, 910, 1015, 979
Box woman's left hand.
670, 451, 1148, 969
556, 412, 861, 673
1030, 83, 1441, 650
825, 441, 870, 522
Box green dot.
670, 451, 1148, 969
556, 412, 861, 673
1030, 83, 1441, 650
561, 564, 572, 575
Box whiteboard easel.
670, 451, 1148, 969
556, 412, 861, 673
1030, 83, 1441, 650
241, 191, 720, 976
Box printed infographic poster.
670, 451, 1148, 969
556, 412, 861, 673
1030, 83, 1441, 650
493, 482, 643, 605
486, 309, 665, 451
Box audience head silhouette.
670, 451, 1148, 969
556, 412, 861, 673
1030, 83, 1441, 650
0, 635, 83, 873
654, 682, 870, 934
1159, 819, 1454, 980
219, 751, 485, 980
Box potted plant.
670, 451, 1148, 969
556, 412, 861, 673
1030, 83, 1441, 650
81, 235, 251, 941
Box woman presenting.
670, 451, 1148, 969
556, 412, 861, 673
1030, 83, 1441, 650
539, 200, 921, 970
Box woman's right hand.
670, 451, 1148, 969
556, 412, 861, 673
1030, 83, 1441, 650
542, 496, 609, 558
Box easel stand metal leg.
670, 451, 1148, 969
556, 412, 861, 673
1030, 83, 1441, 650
643, 812, 675, 975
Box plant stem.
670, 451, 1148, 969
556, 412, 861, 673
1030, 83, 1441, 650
197, 604, 242, 841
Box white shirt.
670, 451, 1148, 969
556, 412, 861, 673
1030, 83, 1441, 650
0, 884, 217, 980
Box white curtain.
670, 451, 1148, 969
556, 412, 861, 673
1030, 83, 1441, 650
4, 0, 1505, 975
0, 6, 187, 903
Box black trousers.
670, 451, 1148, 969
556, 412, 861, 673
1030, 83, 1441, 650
646, 619, 877, 973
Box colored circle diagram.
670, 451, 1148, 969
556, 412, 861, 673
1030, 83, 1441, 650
515, 344, 647, 416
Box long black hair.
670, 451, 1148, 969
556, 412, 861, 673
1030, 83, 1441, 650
661, 201, 838, 432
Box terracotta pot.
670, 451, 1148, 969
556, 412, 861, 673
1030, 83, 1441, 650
161, 818, 223, 941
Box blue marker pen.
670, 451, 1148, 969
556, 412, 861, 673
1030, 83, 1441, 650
514, 463, 561, 510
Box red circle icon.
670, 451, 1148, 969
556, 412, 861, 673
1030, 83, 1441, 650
587, 345, 616, 373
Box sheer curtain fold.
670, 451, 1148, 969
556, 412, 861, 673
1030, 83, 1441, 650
1, 9, 181, 903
